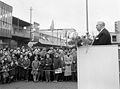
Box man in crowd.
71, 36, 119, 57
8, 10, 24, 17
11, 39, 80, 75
53, 52, 62, 82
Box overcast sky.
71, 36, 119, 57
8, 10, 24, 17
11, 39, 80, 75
1, 0, 120, 36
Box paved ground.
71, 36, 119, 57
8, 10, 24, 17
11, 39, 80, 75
0, 81, 77, 89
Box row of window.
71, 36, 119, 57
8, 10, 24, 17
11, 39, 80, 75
0, 14, 12, 24
0, 28, 11, 37
0, 20, 12, 30
0, 1, 12, 38
0, 3, 12, 14
0, 7, 12, 25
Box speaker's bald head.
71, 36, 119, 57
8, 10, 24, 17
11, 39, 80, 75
96, 21, 105, 32
97, 21, 105, 27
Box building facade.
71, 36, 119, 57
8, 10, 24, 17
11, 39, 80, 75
0, 1, 73, 48
0, 1, 13, 47
32, 27, 77, 46
110, 21, 120, 67
110, 21, 120, 44
12, 16, 31, 47
39, 28, 76, 39
33, 31, 66, 47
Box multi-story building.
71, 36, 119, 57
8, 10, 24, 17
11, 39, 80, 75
110, 32, 117, 44
32, 27, 67, 47
110, 21, 120, 44
110, 21, 120, 66
0, 1, 13, 48
39, 28, 76, 39
0, 1, 77, 48
12, 16, 31, 47
32, 27, 77, 47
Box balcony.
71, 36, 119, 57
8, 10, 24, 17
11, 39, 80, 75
12, 16, 31, 38
12, 25, 30, 38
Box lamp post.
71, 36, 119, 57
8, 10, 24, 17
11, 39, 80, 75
30, 7, 32, 41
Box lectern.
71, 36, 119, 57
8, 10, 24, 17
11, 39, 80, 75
77, 45, 119, 89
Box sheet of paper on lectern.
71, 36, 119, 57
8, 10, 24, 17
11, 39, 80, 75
77, 45, 119, 89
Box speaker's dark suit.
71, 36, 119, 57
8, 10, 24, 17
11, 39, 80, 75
93, 28, 111, 45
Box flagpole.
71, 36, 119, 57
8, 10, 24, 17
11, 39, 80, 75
57, 29, 58, 45
86, 0, 89, 36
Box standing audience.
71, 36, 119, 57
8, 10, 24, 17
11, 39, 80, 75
0, 46, 77, 84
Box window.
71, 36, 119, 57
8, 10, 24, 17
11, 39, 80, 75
118, 49, 120, 60
0, 20, 2, 28
112, 35, 117, 42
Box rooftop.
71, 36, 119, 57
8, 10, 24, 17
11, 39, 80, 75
12, 16, 31, 27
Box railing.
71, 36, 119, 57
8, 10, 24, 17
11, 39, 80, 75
12, 31, 30, 38
12, 27, 30, 38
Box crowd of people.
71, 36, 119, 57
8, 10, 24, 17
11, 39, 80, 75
0, 46, 77, 84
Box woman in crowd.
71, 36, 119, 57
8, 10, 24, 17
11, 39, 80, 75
44, 53, 52, 82
31, 56, 40, 82
64, 51, 73, 81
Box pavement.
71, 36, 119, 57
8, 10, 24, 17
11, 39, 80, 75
0, 81, 77, 89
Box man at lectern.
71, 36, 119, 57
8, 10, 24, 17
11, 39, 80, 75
93, 21, 111, 45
